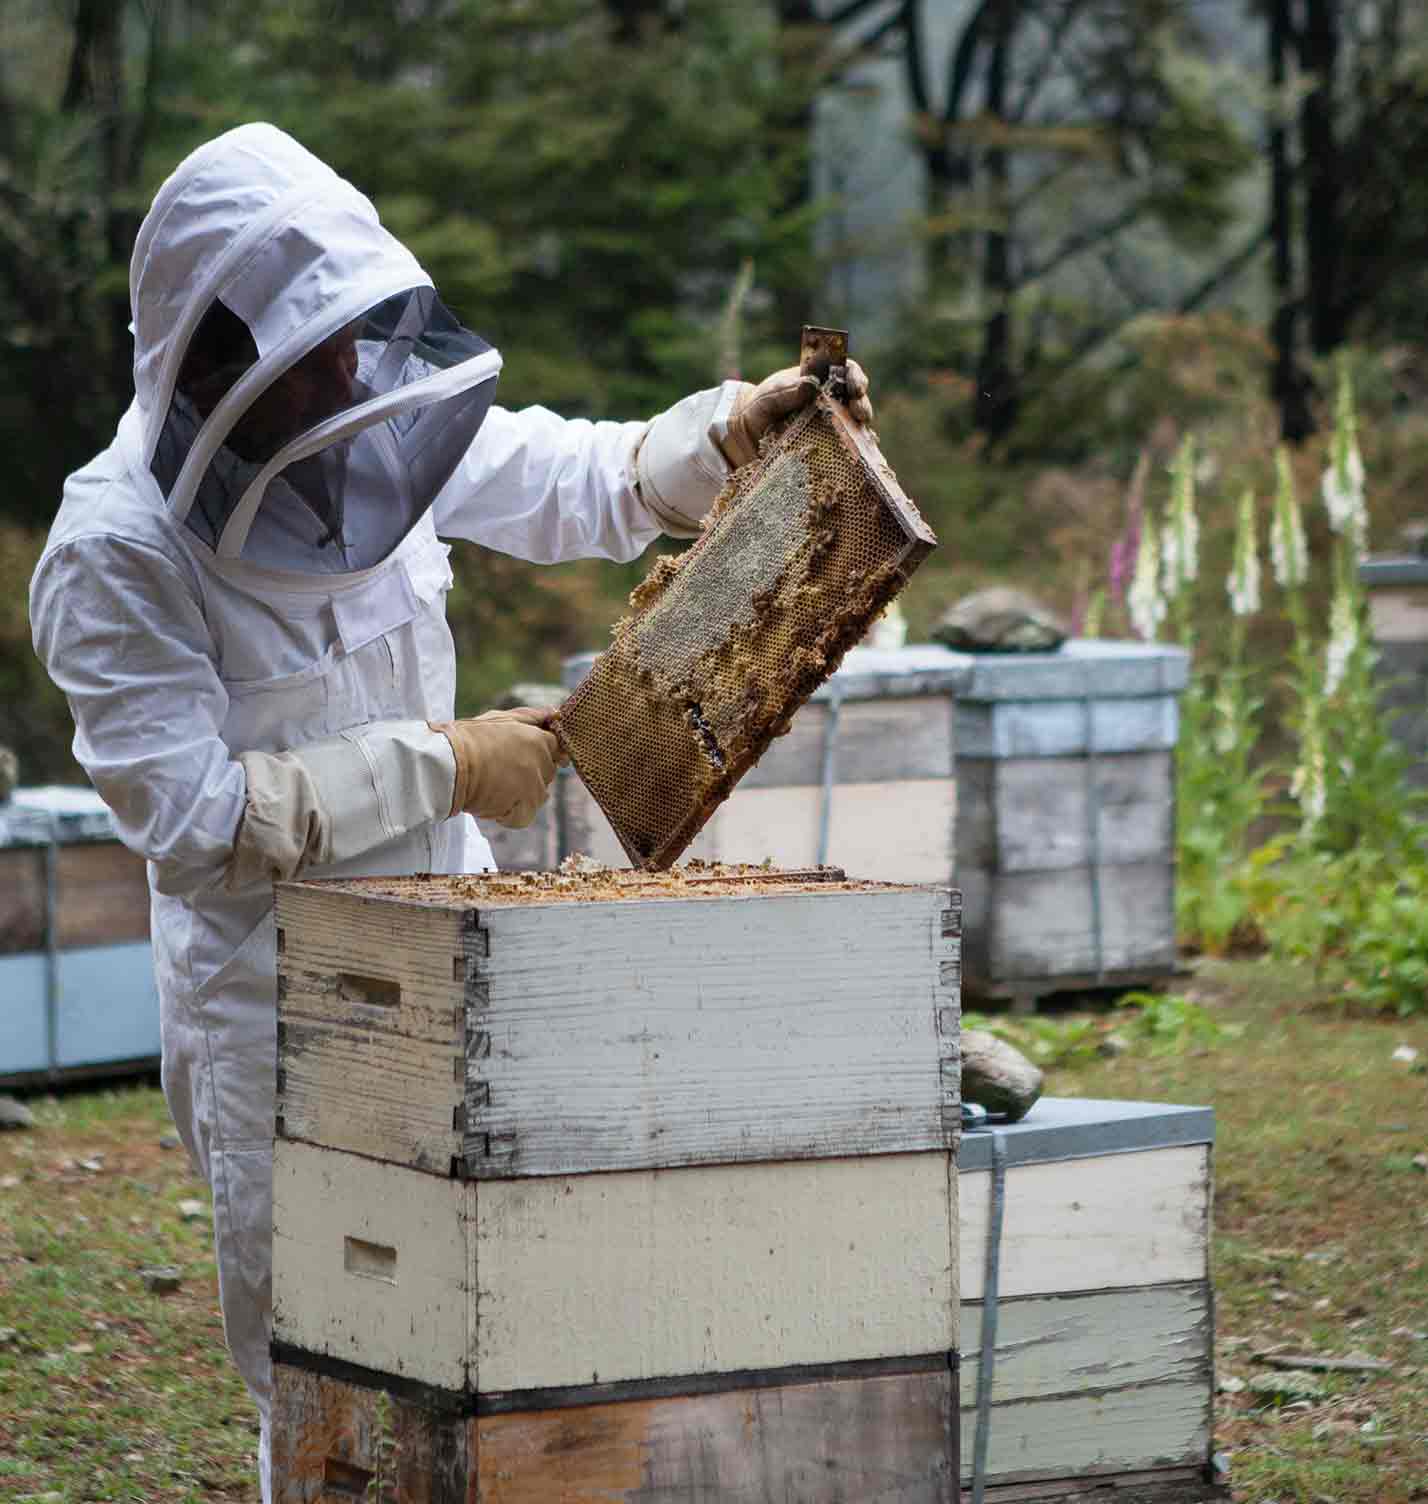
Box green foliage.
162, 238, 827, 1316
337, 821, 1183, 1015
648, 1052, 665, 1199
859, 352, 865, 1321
961, 1011, 1107, 1071
191, 0, 811, 416
1116, 990, 1243, 1054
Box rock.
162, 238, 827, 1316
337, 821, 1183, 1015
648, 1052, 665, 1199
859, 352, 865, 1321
0, 1174, 20, 1190
140, 1265, 183, 1294
1392, 1044, 1420, 1065
177, 1199, 207, 1222
1217, 1375, 1246, 1394
931, 587, 1068, 654
158, 1132, 182, 1151
1248, 1371, 1325, 1401
0, 1096, 35, 1130
0, 1327, 17, 1346
960, 1030, 1044, 1122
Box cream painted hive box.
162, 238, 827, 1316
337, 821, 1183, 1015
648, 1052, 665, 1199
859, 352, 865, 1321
269, 869, 962, 1502
958, 1098, 1219, 1502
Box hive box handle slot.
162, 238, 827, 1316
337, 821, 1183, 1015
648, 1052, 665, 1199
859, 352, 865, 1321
336, 972, 401, 1009
344, 1236, 398, 1284
322, 1456, 374, 1496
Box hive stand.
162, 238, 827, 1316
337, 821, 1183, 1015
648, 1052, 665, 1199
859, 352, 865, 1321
269, 870, 962, 1501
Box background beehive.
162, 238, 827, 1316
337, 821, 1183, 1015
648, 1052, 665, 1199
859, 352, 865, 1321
556, 393, 936, 869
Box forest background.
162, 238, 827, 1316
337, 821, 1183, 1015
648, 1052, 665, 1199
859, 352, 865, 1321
3, 0, 1428, 785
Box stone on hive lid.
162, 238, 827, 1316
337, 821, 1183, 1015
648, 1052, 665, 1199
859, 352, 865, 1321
931, 587, 1067, 654
960, 1030, 1043, 1122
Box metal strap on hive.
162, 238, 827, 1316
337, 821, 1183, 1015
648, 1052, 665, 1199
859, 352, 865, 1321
556, 379, 937, 870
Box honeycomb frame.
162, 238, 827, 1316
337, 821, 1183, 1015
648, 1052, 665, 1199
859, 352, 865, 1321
555, 391, 937, 870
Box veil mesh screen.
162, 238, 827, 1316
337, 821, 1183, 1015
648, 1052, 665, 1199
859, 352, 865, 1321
556, 393, 937, 869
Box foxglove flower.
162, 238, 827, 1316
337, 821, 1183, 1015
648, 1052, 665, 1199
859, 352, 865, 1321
1227, 488, 1261, 618
1270, 447, 1308, 590
1161, 435, 1199, 597
1290, 710, 1327, 832
1322, 362, 1367, 555
1324, 583, 1358, 697
1128, 512, 1165, 641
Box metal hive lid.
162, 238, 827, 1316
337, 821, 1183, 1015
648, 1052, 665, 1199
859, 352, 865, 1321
958, 1096, 1215, 1172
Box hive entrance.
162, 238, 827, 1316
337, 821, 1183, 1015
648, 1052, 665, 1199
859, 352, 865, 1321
556, 392, 937, 869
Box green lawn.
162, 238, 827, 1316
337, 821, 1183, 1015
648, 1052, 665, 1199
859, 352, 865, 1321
1, 957, 1425, 1502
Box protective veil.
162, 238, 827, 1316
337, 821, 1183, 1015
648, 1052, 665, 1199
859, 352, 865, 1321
29, 123, 739, 1501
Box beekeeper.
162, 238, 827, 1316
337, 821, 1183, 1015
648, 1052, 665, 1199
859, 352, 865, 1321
29, 123, 871, 1498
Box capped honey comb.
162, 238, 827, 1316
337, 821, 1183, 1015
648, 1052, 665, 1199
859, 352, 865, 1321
555, 391, 937, 869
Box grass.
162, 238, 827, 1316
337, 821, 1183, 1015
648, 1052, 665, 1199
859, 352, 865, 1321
1048, 957, 1428, 1504
1, 958, 1426, 1502
0, 1086, 258, 1502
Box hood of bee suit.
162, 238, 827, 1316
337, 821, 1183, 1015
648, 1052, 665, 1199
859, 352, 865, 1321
129, 122, 502, 574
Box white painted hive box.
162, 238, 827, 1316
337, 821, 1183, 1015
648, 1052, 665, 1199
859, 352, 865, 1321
272, 870, 962, 1404
950, 639, 1189, 1003
958, 1097, 1216, 1498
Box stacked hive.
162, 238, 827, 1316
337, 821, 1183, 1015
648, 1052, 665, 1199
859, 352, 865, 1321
268, 866, 961, 1501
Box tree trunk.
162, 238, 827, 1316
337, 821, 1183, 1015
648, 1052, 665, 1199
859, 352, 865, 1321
974, 0, 1018, 440
1269, 0, 1314, 440
1298, 0, 1343, 354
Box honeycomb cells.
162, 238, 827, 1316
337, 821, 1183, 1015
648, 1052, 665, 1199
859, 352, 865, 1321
556, 395, 935, 869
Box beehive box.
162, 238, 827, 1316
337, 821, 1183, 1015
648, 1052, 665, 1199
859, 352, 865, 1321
957, 1099, 1217, 1500
952, 640, 1189, 1010
0, 786, 157, 1086
271, 867, 962, 1501
560, 644, 970, 884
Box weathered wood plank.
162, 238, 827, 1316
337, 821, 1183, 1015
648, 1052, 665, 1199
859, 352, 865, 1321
957, 754, 1172, 874
959, 1146, 1210, 1301
475, 1368, 956, 1502
960, 1283, 1211, 1406
955, 696, 1179, 760
275, 887, 470, 1173
738, 695, 956, 789
958, 1380, 1209, 1487
0, 847, 46, 954
272, 1358, 957, 1503
465, 888, 956, 1177
271, 1139, 474, 1391
271, 1362, 470, 1504
475, 1150, 958, 1393
53, 842, 151, 947
958, 861, 1176, 985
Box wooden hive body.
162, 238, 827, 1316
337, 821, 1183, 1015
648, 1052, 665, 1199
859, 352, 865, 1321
271, 869, 964, 1501
556, 394, 936, 870
958, 1099, 1218, 1499
1, 788, 157, 1086
951, 641, 1188, 1010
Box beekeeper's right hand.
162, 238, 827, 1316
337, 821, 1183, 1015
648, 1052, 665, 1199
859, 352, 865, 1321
430, 708, 563, 828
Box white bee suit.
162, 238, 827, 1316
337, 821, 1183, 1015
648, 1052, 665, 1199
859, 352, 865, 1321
29, 123, 736, 1501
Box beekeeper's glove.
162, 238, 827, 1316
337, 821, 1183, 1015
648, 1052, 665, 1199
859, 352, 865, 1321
431, 708, 563, 828
226, 710, 562, 891
714, 359, 875, 470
